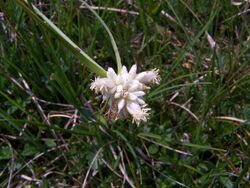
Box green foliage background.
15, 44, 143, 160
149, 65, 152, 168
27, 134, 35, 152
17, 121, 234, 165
0, 0, 250, 187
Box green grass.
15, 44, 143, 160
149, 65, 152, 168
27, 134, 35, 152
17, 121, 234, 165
0, 0, 250, 187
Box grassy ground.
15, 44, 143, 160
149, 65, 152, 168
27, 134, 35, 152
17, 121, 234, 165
0, 0, 250, 187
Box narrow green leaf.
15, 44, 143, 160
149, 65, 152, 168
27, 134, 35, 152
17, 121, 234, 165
148, 82, 212, 98
80, 0, 122, 73
137, 132, 162, 140
15, 0, 107, 77
219, 177, 233, 188
184, 143, 226, 152
0, 118, 96, 136
21, 143, 39, 156
44, 139, 57, 148
165, 0, 219, 75
41, 177, 50, 188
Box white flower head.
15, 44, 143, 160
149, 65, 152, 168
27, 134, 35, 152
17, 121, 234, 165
90, 64, 160, 125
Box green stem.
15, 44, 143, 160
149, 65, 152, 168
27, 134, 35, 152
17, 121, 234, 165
15, 0, 107, 77
80, 1, 122, 73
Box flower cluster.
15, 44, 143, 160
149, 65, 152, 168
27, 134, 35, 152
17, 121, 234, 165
90, 64, 160, 125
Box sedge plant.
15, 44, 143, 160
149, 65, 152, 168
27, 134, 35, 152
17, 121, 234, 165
15, 0, 161, 125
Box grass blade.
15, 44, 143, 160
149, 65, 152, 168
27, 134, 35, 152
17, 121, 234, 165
80, 0, 122, 73
15, 0, 107, 77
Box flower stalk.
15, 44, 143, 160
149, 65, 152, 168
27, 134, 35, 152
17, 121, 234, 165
15, 0, 107, 77
80, 0, 122, 74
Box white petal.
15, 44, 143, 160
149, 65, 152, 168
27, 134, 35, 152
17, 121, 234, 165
127, 102, 149, 125
103, 78, 115, 88
131, 91, 145, 97
116, 85, 123, 92
137, 98, 145, 105
115, 92, 121, 99
122, 66, 128, 74
128, 84, 139, 92
128, 80, 140, 92
115, 75, 122, 85
129, 64, 137, 78
90, 77, 108, 93
128, 93, 137, 101
121, 72, 128, 82
118, 99, 125, 111
135, 69, 160, 84
135, 72, 146, 82
107, 67, 117, 81
127, 102, 141, 114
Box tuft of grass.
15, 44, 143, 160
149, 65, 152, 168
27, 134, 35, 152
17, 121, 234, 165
0, 0, 250, 187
